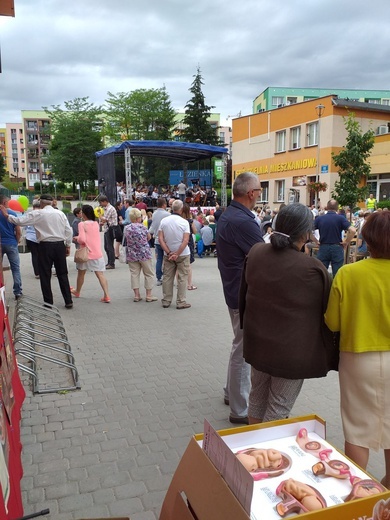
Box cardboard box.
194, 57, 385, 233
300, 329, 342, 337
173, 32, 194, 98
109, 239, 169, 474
160, 415, 390, 520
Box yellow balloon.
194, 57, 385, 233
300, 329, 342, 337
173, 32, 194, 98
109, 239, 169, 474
18, 195, 29, 211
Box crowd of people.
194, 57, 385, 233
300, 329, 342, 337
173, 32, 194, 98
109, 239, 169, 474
0, 176, 388, 487
216, 172, 389, 489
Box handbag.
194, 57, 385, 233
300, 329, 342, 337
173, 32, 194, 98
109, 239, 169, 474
118, 233, 127, 264
74, 246, 89, 263
74, 222, 90, 263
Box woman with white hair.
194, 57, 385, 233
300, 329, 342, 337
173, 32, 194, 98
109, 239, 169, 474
124, 208, 157, 302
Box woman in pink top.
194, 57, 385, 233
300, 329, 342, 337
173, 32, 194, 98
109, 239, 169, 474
71, 205, 110, 303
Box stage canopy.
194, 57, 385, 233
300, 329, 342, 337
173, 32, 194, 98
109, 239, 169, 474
95, 140, 228, 204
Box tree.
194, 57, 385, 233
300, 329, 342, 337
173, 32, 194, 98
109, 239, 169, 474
332, 113, 375, 216
104, 87, 176, 142
104, 87, 176, 182
180, 66, 220, 146
0, 154, 6, 182
44, 97, 103, 188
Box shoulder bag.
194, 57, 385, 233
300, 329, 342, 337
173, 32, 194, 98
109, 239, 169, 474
74, 222, 90, 263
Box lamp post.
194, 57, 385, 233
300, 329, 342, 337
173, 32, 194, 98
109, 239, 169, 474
315, 104, 325, 208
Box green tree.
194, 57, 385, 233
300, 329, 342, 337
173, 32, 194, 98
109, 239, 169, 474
180, 66, 220, 146
332, 113, 375, 217
0, 154, 6, 182
44, 97, 103, 188
104, 87, 176, 182
104, 87, 176, 142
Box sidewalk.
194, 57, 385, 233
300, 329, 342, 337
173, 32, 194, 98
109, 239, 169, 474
4, 249, 385, 519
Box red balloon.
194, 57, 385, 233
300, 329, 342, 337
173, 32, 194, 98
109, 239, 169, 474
8, 199, 24, 213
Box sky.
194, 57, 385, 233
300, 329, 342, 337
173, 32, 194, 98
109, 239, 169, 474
1, 0, 390, 128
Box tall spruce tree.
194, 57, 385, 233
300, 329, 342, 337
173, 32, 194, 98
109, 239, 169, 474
180, 67, 219, 145
332, 113, 375, 217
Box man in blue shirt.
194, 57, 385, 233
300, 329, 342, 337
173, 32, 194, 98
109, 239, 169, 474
216, 172, 263, 424
0, 195, 23, 299
314, 199, 356, 277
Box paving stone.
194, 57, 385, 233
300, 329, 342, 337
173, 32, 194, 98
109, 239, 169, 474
79, 476, 100, 494
45, 481, 79, 500
108, 497, 144, 516
34, 471, 67, 488
58, 493, 93, 512
73, 505, 110, 519
114, 481, 147, 499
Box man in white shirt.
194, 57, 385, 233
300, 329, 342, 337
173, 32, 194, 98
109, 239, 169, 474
177, 181, 186, 202
158, 200, 191, 309
0, 194, 73, 308
148, 198, 170, 285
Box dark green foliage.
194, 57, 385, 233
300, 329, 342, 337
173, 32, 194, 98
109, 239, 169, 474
180, 66, 220, 146
0, 155, 6, 181
332, 113, 375, 212
104, 86, 176, 181
44, 97, 103, 187
377, 200, 390, 209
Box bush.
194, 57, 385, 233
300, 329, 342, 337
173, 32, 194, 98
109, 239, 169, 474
34, 182, 41, 192
56, 181, 66, 192
62, 208, 71, 215
377, 200, 390, 209
62, 200, 71, 210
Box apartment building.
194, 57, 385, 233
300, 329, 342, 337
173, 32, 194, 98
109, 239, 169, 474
21, 110, 51, 189
0, 129, 6, 165
253, 87, 390, 113
232, 95, 390, 207
5, 123, 24, 184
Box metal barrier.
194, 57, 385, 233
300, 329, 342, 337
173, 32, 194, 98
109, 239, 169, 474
13, 296, 81, 394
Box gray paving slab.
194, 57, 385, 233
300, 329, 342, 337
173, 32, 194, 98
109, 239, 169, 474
3, 243, 385, 519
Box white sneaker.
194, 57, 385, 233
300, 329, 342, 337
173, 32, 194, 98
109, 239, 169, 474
156, 280, 162, 286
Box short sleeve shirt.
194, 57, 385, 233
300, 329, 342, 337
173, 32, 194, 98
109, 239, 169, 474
124, 223, 152, 262
314, 211, 351, 244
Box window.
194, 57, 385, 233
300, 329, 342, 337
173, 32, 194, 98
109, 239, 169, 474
272, 96, 284, 106
287, 97, 297, 105
260, 182, 268, 202
306, 122, 318, 146
290, 126, 301, 149
275, 180, 285, 202
382, 99, 390, 106
365, 98, 381, 104
276, 130, 286, 152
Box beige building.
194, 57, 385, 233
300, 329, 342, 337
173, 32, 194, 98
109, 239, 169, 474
5, 123, 24, 184
232, 95, 390, 207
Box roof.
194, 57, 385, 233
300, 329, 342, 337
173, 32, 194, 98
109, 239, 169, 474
332, 98, 390, 114
95, 140, 228, 163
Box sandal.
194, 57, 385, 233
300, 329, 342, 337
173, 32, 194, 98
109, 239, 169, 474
133, 297, 143, 302
146, 296, 158, 302
70, 287, 80, 298
187, 285, 197, 290
100, 297, 111, 303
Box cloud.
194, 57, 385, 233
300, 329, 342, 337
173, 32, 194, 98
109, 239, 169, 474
1, 0, 390, 127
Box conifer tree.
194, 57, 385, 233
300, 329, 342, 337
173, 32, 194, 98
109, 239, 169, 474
180, 66, 219, 146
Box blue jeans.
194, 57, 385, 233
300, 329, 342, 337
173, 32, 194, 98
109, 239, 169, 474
2, 243, 22, 296
155, 243, 164, 281
317, 243, 344, 277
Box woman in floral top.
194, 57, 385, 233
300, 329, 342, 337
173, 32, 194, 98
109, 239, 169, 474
124, 208, 158, 302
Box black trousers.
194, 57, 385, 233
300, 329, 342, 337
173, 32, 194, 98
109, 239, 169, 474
26, 239, 40, 277
38, 241, 72, 306
104, 228, 116, 266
